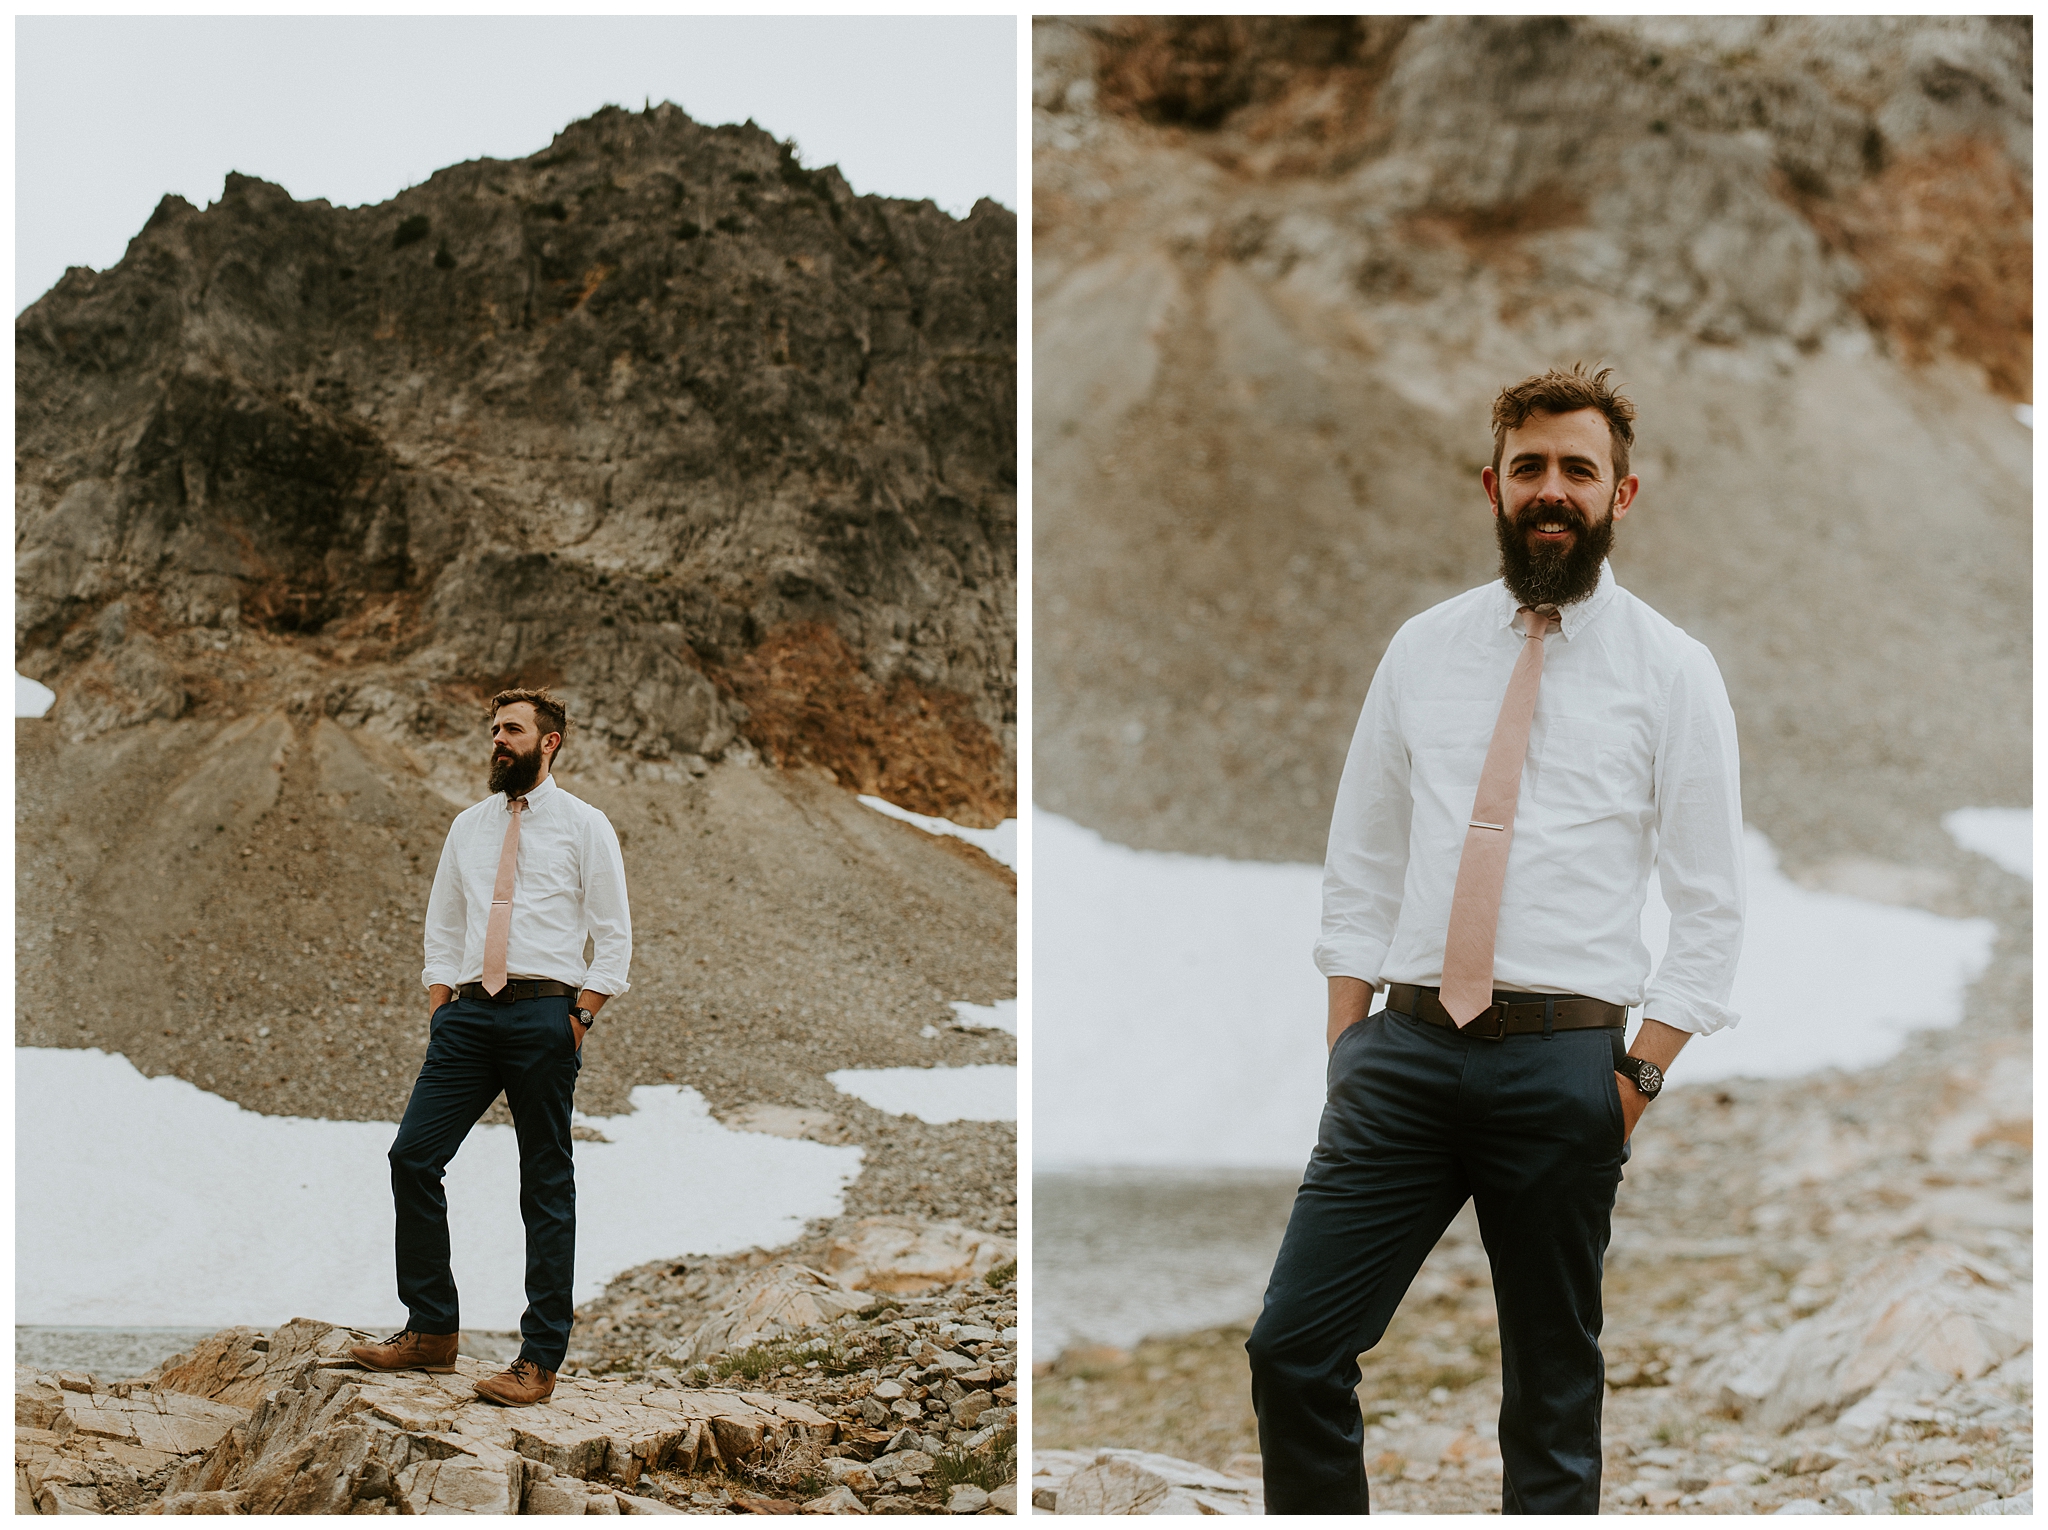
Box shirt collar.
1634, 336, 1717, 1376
505, 774, 559, 810
1496, 560, 1617, 642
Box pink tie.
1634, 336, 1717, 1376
480, 797, 527, 996
1440, 610, 1553, 1026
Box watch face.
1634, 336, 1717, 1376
1638, 1061, 1663, 1096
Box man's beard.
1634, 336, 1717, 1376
488, 742, 545, 797
1493, 493, 1616, 608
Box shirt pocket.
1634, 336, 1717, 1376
1535, 715, 1642, 811
523, 840, 581, 898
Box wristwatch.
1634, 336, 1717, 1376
1616, 1055, 1664, 1100
573, 1007, 596, 1029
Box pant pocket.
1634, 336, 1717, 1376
1325, 1011, 1380, 1087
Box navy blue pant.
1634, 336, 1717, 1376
1247, 1006, 1626, 1514
388, 994, 582, 1371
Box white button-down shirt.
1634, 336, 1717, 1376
422, 774, 633, 997
1315, 562, 1745, 1034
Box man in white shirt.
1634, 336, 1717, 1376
349, 688, 633, 1408
1247, 366, 1745, 1513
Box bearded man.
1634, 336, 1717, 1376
1247, 366, 1745, 1513
350, 688, 632, 1407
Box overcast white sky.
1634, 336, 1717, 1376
16, 15, 1017, 314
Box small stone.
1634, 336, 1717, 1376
800, 1485, 867, 1514
873, 1449, 935, 1482
986, 1483, 1017, 1514
946, 1483, 989, 1513
954, 1392, 995, 1433
822, 1459, 879, 1495
614, 1490, 685, 1514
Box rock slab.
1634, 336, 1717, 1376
1036, 1448, 1263, 1515
17, 1319, 830, 1515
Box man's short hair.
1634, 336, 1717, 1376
489, 688, 569, 759
1490, 363, 1637, 484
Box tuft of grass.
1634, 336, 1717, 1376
392, 214, 430, 250
982, 1260, 1017, 1290
711, 1338, 833, 1381
433, 245, 455, 271
676, 220, 701, 241
930, 1427, 1016, 1493
709, 1335, 865, 1381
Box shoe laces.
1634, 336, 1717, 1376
508, 1357, 538, 1382
378, 1328, 420, 1347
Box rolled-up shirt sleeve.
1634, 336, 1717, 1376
1315, 631, 1413, 987
579, 813, 634, 997
422, 825, 468, 991
1642, 641, 1747, 1034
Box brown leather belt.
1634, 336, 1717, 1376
1386, 982, 1625, 1040
457, 979, 577, 1004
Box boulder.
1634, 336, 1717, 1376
669, 1262, 875, 1367
1050, 1449, 1263, 1515
1690, 1245, 2031, 1433
821, 1218, 1017, 1294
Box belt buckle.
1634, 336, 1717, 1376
1476, 1002, 1508, 1041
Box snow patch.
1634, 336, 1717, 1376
857, 795, 1016, 869
17, 673, 55, 718
1943, 807, 2031, 881
16, 1048, 861, 1329
1034, 812, 1996, 1171
827, 1064, 1017, 1123
950, 999, 1017, 1035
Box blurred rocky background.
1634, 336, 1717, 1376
16, 101, 1015, 1323
1031, 15, 2029, 1514
1035, 14, 2026, 871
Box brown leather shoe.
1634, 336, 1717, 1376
473, 1356, 556, 1407
348, 1328, 459, 1374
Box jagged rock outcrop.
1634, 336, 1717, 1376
17, 1320, 828, 1515
17, 1222, 1024, 1515
19, 100, 1015, 824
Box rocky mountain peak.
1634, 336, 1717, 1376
19, 100, 1016, 823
